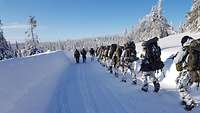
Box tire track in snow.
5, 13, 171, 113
87, 62, 131, 113
64, 64, 87, 113
94, 63, 143, 113
78, 63, 100, 113
85, 63, 126, 113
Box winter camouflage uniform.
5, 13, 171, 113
111, 46, 123, 77
89, 48, 95, 62
140, 48, 160, 92
97, 46, 105, 64
174, 36, 197, 111
102, 46, 110, 67
121, 42, 138, 84
140, 38, 161, 92
107, 44, 117, 73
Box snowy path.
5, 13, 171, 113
46, 59, 199, 113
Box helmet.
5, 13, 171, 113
181, 36, 193, 46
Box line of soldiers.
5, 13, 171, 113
95, 36, 200, 111
74, 48, 95, 63
96, 37, 163, 93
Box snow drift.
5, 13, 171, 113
0, 51, 71, 113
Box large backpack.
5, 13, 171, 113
187, 39, 200, 71
116, 47, 123, 58
89, 48, 95, 55
142, 37, 164, 71
186, 39, 200, 84
112, 47, 123, 63
124, 41, 138, 63
74, 50, 80, 58
125, 41, 135, 50
81, 49, 87, 56
124, 48, 137, 63
104, 46, 110, 58
108, 44, 117, 59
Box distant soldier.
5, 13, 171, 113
74, 49, 80, 63
107, 44, 117, 73
98, 46, 106, 64
81, 48, 87, 63
96, 47, 100, 57
112, 45, 123, 77
102, 46, 110, 67
89, 48, 95, 61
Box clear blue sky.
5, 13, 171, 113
0, 0, 191, 42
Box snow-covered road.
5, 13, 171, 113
46, 59, 199, 113
0, 50, 199, 113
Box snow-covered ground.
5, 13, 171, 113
0, 51, 71, 113
0, 33, 200, 113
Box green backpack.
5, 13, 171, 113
187, 39, 200, 71
124, 48, 137, 63
187, 39, 200, 85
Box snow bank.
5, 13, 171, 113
136, 32, 200, 52
0, 51, 71, 113
135, 32, 200, 94
159, 32, 200, 88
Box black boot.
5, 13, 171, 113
132, 80, 137, 85
180, 101, 187, 105
114, 72, 119, 78
141, 84, 148, 92
184, 101, 197, 111
108, 66, 113, 74
153, 81, 160, 93
121, 79, 126, 83
110, 70, 113, 74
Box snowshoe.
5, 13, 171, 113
153, 81, 160, 93
184, 101, 197, 111
141, 87, 148, 92
132, 81, 137, 85
121, 79, 126, 83
180, 101, 187, 106
110, 70, 113, 74
114, 72, 119, 78
141, 84, 148, 92
108, 66, 112, 74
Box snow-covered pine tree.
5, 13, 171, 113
15, 41, 19, 50
24, 16, 42, 56
14, 41, 22, 58
0, 20, 14, 60
130, 0, 175, 42
181, 0, 200, 32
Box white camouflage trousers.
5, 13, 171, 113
176, 70, 194, 105
122, 62, 137, 82
142, 71, 158, 89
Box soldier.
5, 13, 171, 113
89, 48, 95, 61
121, 41, 138, 84
140, 37, 163, 93
102, 46, 110, 67
74, 49, 80, 63
107, 44, 117, 73
112, 45, 123, 77
174, 36, 199, 111
81, 48, 87, 63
